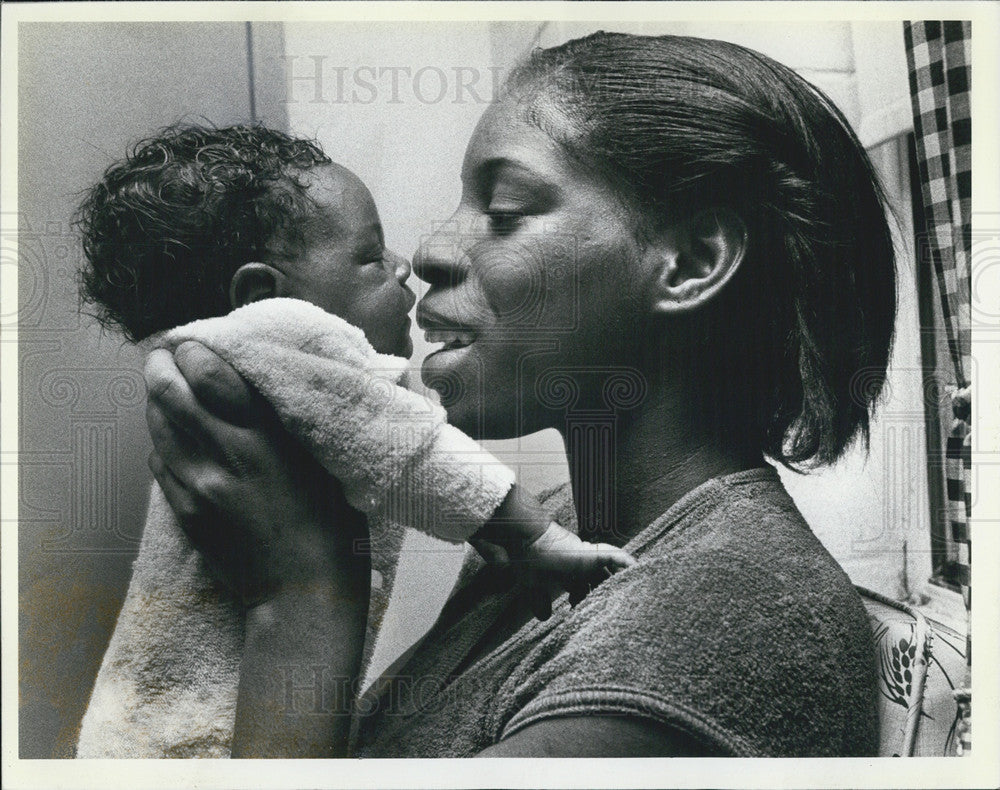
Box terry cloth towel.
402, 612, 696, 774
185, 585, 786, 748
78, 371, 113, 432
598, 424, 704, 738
76, 298, 515, 758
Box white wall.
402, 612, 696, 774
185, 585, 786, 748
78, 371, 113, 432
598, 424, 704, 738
17, 23, 260, 757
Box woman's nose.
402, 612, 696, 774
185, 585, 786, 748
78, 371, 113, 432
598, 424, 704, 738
412, 224, 466, 287
384, 249, 411, 284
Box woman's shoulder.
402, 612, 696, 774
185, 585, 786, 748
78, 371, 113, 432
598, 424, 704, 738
495, 469, 879, 756
541, 468, 862, 606
359, 469, 878, 757
531, 468, 869, 645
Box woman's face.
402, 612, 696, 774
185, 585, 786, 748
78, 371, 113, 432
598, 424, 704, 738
414, 96, 653, 439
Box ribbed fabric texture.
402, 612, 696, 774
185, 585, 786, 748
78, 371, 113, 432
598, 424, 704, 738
354, 468, 879, 757
76, 298, 514, 758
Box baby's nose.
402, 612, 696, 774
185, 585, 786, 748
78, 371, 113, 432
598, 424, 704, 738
385, 249, 411, 283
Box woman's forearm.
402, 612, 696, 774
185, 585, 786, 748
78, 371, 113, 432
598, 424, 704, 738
232, 575, 370, 758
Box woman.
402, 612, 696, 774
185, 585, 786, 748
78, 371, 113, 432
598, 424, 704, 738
144, 33, 895, 757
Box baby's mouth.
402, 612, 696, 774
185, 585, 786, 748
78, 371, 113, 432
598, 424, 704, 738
424, 330, 476, 351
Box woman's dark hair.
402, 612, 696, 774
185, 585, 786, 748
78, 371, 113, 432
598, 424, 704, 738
508, 33, 897, 468
77, 123, 331, 341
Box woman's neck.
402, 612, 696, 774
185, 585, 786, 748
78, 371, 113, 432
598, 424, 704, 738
560, 387, 765, 546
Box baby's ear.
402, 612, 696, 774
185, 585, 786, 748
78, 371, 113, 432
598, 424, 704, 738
229, 263, 285, 309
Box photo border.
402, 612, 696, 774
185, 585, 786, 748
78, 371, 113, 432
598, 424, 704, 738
2, 2, 998, 788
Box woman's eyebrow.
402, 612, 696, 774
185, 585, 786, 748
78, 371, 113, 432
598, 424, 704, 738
477, 157, 545, 182
468, 157, 561, 202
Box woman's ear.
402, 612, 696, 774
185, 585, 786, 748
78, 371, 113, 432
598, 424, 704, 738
647, 208, 747, 314
229, 263, 287, 309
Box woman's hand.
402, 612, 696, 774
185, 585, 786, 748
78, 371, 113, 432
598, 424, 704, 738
145, 341, 370, 757
145, 340, 369, 606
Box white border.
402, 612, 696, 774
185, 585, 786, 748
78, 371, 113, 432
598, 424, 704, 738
2, 3, 998, 789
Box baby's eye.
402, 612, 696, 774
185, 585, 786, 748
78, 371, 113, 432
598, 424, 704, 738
486, 211, 522, 236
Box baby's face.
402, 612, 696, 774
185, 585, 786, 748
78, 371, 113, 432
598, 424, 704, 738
278, 164, 415, 357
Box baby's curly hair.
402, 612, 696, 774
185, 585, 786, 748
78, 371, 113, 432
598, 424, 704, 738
77, 123, 332, 341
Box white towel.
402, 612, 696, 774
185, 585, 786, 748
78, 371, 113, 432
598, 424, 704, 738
76, 298, 515, 758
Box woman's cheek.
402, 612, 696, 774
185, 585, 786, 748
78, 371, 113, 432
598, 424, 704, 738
478, 237, 571, 330
491, 270, 542, 328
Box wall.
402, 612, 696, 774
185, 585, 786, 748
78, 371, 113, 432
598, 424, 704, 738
16, 22, 266, 758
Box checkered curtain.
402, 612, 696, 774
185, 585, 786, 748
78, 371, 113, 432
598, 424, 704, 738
904, 20, 972, 754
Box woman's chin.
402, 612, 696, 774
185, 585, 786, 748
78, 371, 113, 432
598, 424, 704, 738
421, 344, 479, 409
420, 343, 473, 380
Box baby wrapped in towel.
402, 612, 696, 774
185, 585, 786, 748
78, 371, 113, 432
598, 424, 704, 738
74, 124, 632, 757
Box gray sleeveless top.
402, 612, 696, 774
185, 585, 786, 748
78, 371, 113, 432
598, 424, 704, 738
353, 468, 878, 757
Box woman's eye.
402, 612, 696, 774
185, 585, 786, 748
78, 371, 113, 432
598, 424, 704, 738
486, 211, 522, 236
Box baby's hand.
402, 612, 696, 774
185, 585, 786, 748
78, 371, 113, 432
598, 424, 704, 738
471, 484, 636, 620
514, 522, 636, 620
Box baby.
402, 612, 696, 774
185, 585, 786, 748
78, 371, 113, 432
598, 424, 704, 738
78, 123, 634, 616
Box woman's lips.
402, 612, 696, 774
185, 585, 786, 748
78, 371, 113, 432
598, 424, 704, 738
423, 329, 476, 351
416, 306, 479, 363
